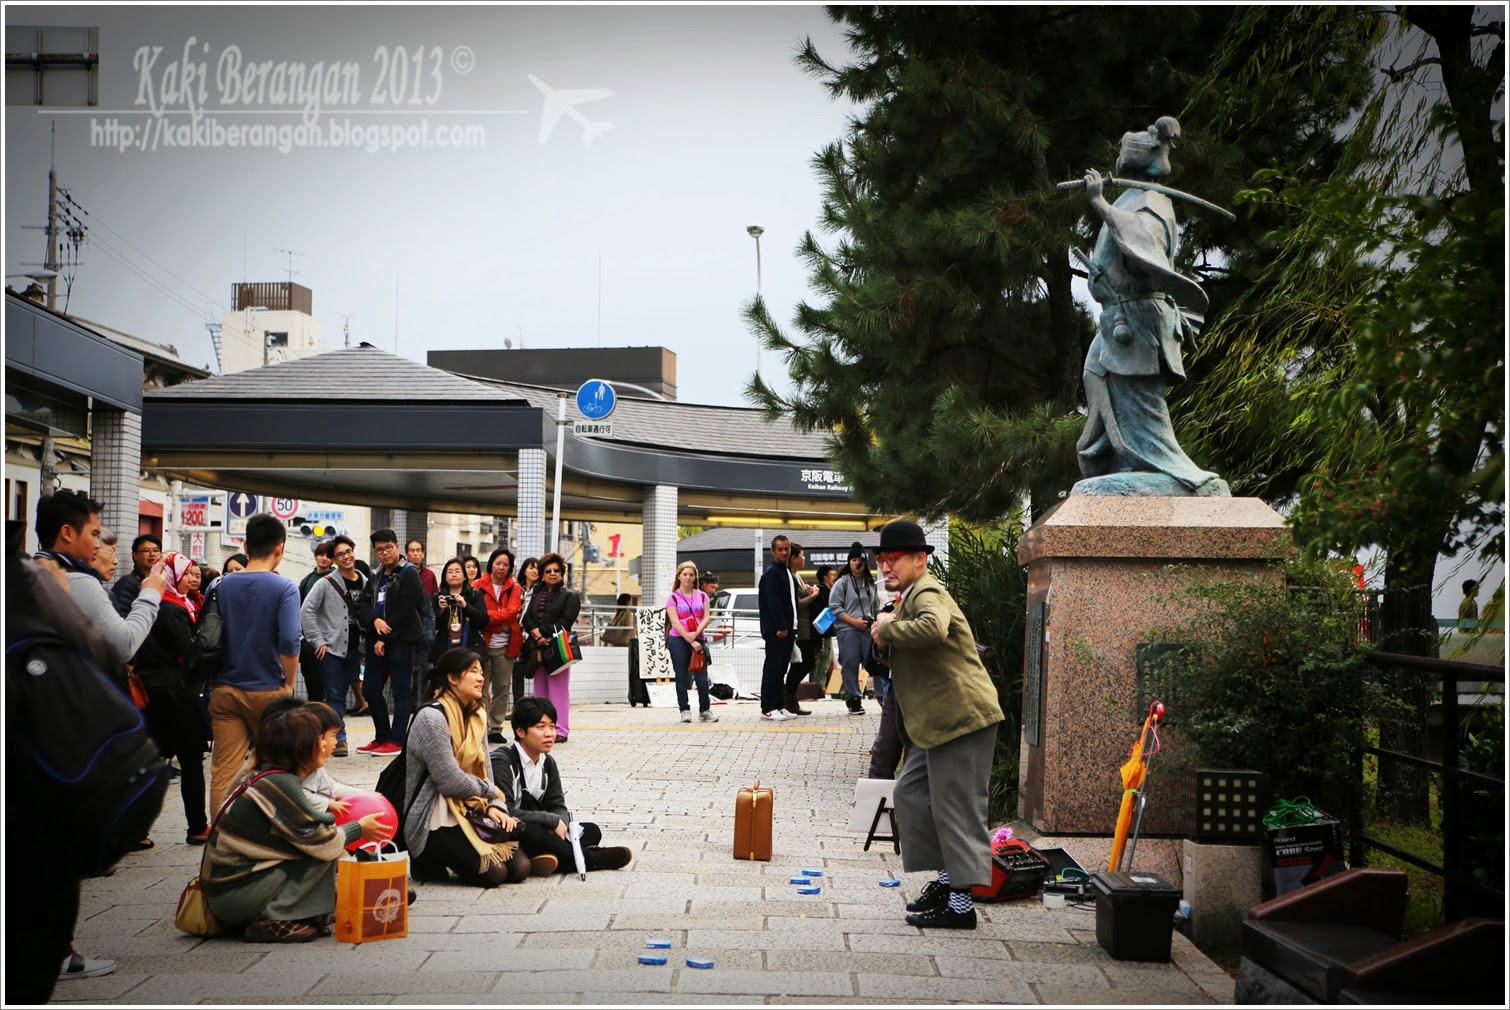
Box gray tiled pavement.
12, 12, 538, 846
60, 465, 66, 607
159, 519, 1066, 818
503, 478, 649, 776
58, 699, 1236, 1005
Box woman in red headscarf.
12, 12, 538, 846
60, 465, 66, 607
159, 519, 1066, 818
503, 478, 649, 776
130, 552, 210, 846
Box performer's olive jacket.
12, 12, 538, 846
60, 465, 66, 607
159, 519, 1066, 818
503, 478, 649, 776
875, 571, 1004, 750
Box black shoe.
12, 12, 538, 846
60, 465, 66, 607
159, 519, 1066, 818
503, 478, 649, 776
906, 904, 977, 930
586, 845, 633, 871
783, 691, 811, 716
905, 880, 951, 913
487, 730, 506, 744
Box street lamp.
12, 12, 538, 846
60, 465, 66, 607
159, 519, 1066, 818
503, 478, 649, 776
747, 223, 766, 585
747, 224, 764, 380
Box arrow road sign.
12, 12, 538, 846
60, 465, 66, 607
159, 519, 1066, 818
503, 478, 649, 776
227, 492, 259, 519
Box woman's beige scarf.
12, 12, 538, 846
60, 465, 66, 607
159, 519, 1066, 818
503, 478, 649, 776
437, 691, 518, 873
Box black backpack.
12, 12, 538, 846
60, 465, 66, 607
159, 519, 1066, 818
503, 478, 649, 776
373, 703, 442, 851
187, 576, 226, 685
7, 615, 171, 877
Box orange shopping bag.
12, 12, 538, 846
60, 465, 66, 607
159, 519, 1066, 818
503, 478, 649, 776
335, 841, 409, 943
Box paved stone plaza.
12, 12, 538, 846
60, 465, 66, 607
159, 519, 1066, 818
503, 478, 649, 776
60, 699, 1236, 1005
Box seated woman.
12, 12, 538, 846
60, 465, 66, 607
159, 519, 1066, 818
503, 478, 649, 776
404, 648, 536, 886
201, 708, 392, 943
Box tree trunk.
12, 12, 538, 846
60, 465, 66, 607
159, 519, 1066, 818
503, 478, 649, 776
1400, 5, 1502, 197
1374, 534, 1440, 824
1032, 144, 1084, 416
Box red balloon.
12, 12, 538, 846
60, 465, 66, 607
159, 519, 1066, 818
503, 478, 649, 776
333, 791, 397, 852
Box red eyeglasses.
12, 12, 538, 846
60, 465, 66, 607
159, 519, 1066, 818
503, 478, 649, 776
874, 551, 912, 568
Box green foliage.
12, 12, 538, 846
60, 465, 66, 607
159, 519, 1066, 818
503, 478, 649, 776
1147, 558, 1387, 839
1175, 7, 1505, 668
930, 520, 1028, 822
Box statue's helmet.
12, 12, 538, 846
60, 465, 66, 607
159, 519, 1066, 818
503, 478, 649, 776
1116, 116, 1180, 178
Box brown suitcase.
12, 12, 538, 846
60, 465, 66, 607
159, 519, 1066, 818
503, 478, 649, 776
733, 779, 774, 861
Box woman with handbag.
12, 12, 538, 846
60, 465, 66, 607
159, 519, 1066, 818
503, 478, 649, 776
521, 553, 581, 743
200, 708, 392, 942
405, 648, 536, 885
665, 561, 718, 724
132, 552, 210, 846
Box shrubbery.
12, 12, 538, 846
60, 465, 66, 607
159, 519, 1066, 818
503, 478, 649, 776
1147, 558, 1388, 840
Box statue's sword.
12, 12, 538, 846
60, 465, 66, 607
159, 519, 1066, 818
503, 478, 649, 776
1056, 175, 1236, 223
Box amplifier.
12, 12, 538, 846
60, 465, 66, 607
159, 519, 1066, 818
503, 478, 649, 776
972, 839, 1052, 902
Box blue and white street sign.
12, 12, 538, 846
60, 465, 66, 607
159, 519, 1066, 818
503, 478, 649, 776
227, 492, 259, 519
576, 379, 617, 420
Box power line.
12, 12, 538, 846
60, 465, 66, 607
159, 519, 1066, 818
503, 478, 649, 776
85, 230, 213, 321
56, 189, 227, 311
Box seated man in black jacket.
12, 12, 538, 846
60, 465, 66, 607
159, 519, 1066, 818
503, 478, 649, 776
489, 697, 632, 873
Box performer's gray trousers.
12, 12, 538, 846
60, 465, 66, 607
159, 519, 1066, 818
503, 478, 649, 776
893, 721, 998, 887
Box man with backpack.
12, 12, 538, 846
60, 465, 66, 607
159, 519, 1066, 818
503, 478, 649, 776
357, 529, 425, 755
7, 549, 169, 1000
299, 535, 368, 757
206, 513, 301, 817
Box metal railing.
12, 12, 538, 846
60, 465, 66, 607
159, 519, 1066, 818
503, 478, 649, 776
574, 604, 767, 648
1352, 651, 1505, 922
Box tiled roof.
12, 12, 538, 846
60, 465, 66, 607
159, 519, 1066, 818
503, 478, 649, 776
145, 345, 525, 402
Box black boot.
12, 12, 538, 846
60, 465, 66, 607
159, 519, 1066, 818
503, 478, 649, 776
905, 879, 950, 913
784, 688, 811, 716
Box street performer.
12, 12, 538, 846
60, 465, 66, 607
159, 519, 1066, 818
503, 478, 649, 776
869, 519, 1003, 929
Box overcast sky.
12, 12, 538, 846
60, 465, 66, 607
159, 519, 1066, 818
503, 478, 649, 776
5, 5, 859, 405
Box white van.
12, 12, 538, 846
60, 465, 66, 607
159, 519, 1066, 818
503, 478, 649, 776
708, 588, 762, 648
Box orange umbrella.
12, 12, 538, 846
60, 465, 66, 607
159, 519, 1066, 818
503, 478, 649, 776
1108, 700, 1165, 873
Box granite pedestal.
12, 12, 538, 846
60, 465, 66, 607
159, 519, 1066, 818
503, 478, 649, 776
1016, 496, 1290, 836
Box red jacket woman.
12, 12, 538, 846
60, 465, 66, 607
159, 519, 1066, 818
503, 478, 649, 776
473, 553, 524, 661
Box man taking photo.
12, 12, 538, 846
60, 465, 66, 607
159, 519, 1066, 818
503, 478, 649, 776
34, 490, 164, 666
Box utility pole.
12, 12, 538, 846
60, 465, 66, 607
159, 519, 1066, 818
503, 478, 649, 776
46, 123, 60, 310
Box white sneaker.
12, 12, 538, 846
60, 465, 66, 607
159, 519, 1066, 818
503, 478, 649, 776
699, 710, 720, 723
680, 711, 693, 723
760, 710, 788, 721
59, 951, 116, 980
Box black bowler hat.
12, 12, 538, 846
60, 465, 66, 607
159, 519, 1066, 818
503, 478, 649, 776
874, 519, 934, 555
